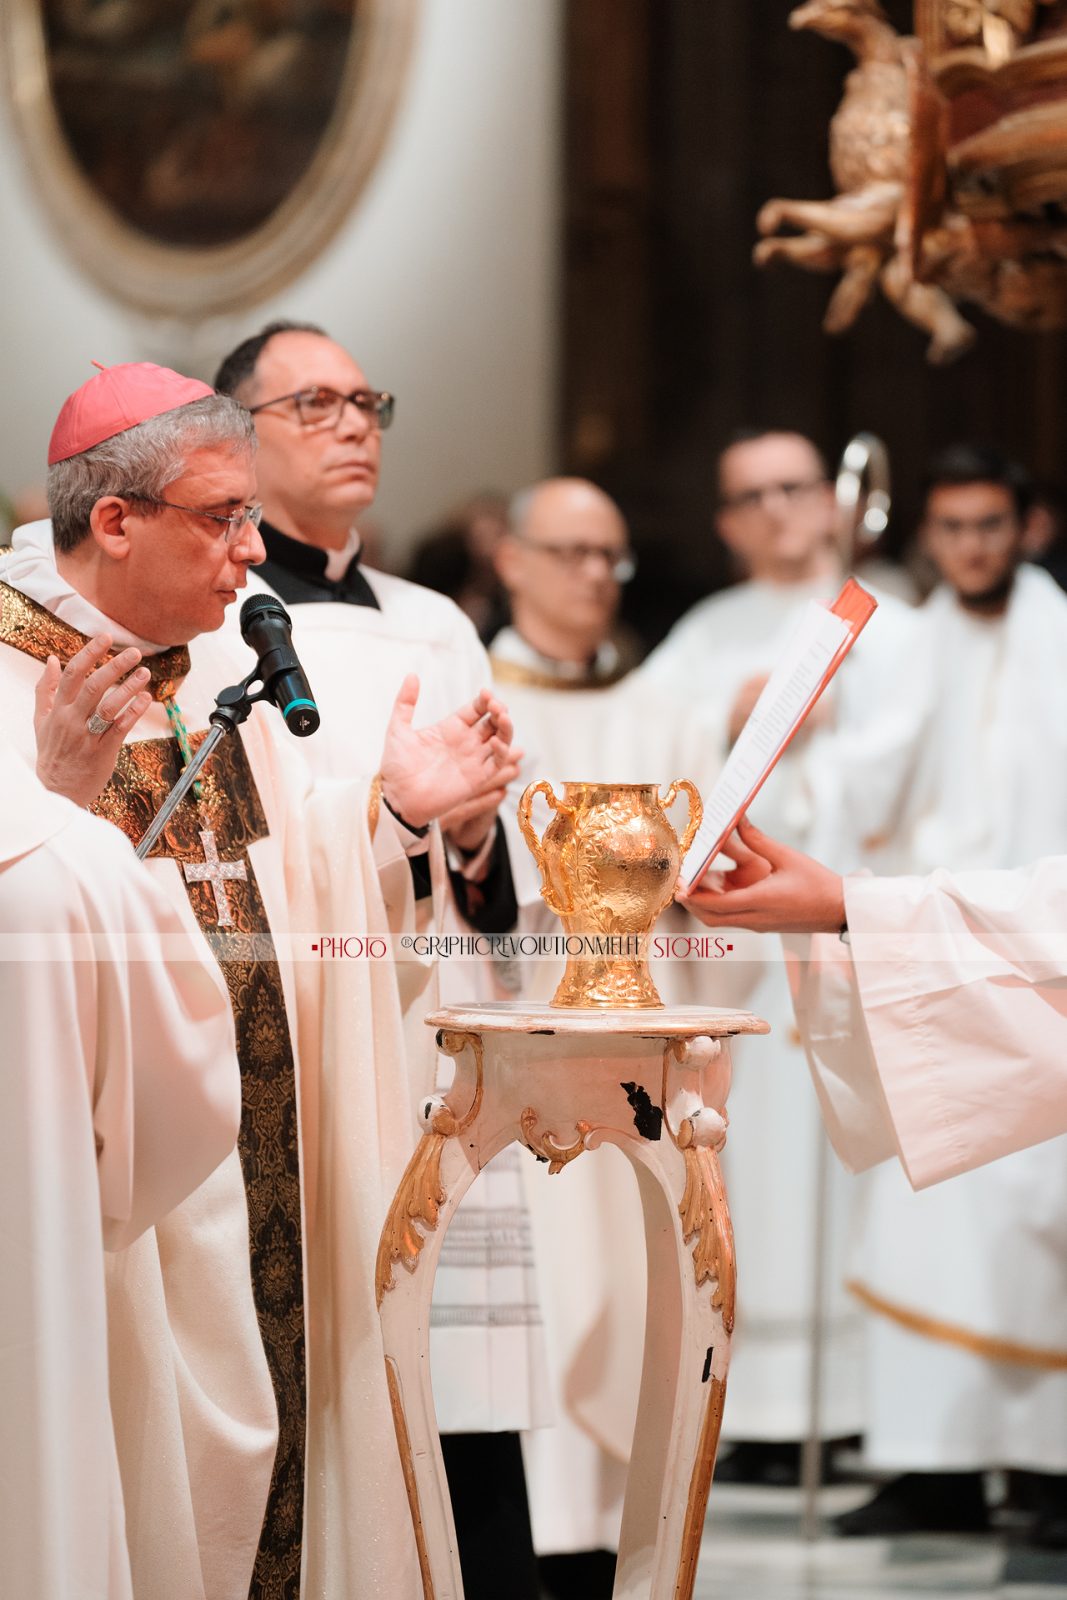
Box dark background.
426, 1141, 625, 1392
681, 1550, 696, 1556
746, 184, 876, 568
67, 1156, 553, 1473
561, 0, 1067, 643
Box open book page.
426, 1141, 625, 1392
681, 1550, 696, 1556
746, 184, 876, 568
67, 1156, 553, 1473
681, 578, 877, 889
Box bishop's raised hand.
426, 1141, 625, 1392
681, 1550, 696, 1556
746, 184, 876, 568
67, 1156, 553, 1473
34, 633, 153, 808
379, 674, 523, 831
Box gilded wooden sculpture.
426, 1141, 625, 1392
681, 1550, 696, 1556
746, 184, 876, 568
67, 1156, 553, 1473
756, 0, 1067, 359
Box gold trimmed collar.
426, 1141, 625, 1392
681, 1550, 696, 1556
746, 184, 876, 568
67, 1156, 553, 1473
490, 655, 626, 692
0, 582, 190, 701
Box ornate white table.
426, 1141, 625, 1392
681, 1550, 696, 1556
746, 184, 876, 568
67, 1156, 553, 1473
375, 1001, 769, 1600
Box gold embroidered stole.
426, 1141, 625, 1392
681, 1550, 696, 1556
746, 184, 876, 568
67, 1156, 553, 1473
489, 654, 626, 691
0, 580, 191, 699
0, 584, 305, 1599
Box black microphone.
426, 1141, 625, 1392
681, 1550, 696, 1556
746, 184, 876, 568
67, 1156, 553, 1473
239, 594, 320, 736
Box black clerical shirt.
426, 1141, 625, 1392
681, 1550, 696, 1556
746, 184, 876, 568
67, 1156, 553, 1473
256, 521, 518, 934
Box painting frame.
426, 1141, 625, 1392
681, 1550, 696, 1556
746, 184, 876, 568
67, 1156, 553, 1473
2, 0, 420, 317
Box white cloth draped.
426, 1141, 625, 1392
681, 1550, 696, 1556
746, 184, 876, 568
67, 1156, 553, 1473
791, 859, 1067, 1190
0, 741, 240, 1600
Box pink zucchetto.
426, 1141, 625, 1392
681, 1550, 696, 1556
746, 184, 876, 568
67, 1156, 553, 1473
47, 362, 215, 465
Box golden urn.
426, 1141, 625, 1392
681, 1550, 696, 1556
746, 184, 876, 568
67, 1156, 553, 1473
517, 779, 702, 1009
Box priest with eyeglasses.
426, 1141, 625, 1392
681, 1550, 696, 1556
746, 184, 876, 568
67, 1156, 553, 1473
214, 322, 548, 1600
0, 360, 522, 1600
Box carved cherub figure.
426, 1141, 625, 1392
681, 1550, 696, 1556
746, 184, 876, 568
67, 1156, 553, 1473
942, 1, 1055, 55
755, 0, 977, 361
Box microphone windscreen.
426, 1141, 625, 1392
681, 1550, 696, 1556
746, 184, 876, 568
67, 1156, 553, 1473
240, 592, 291, 640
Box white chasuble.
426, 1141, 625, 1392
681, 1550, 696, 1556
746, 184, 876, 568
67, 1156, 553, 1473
0, 524, 430, 1600
238, 566, 549, 1439
0, 743, 239, 1600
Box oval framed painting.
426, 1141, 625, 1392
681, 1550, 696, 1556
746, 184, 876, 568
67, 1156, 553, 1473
3, 0, 419, 316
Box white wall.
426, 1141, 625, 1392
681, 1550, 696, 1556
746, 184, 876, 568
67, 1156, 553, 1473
0, 0, 562, 556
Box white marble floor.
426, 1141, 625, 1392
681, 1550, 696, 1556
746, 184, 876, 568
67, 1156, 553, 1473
693, 1484, 1067, 1599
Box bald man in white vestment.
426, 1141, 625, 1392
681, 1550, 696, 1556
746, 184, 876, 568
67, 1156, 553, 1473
640, 430, 917, 1478
819, 448, 1067, 1540
0, 737, 240, 1600
215, 322, 548, 1600
0, 365, 521, 1600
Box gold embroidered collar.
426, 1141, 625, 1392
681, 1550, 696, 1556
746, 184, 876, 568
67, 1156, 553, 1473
490, 655, 626, 692
0, 582, 190, 701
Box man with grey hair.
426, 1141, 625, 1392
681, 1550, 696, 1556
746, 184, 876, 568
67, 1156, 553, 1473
0, 361, 521, 1600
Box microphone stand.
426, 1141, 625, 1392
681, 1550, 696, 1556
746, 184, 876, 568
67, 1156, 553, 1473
135, 672, 265, 861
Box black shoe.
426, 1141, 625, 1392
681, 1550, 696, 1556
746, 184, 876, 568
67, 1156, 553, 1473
715, 1440, 801, 1487
1012, 1472, 1067, 1549
715, 1437, 862, 1488
538, 1550, 616, 1599
833, 1472, 990, 1537
1032, 1513, 1067, 1551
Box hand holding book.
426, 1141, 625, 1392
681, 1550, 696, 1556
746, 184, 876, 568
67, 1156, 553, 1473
680, 579, 877, 892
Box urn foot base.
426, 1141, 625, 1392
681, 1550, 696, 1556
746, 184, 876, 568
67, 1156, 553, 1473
550, 959, 665, 1009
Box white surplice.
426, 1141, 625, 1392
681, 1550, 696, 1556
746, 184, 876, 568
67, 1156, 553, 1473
833, 567, 1067, 1472
0, 741, 240, 1600
239, 564, 550, 1437
638, 577, 918, 1441
0, 523, 434, 1600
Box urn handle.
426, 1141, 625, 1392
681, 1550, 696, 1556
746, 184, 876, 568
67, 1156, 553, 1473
517, 779, 576, 917
663, 779, 703, 863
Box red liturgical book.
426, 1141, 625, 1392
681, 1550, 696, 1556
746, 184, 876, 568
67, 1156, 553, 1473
681, 578, 877, 890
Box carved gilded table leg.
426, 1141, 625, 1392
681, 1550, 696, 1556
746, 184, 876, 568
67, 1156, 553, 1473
375, 1004, 766, 1600
375, 1029, 491, 1600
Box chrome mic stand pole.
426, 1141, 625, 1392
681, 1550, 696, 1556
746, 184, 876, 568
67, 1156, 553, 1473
135, 677, 258, 861
800, 1124, 833, 1540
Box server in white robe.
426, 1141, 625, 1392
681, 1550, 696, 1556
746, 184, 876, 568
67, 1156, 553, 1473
639, 430, 916, 1473
0, 738, 240, 1600
0, 363, 521, 1600
214, 323, 548, 1600
822, 447, 1067, 1539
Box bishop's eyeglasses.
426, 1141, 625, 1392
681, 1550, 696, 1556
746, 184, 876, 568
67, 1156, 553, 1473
123, 495, 264, 545
249, 386, 395, 431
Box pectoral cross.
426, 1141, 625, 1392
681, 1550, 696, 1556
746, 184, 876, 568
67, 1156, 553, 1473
183, 829, 248, 929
